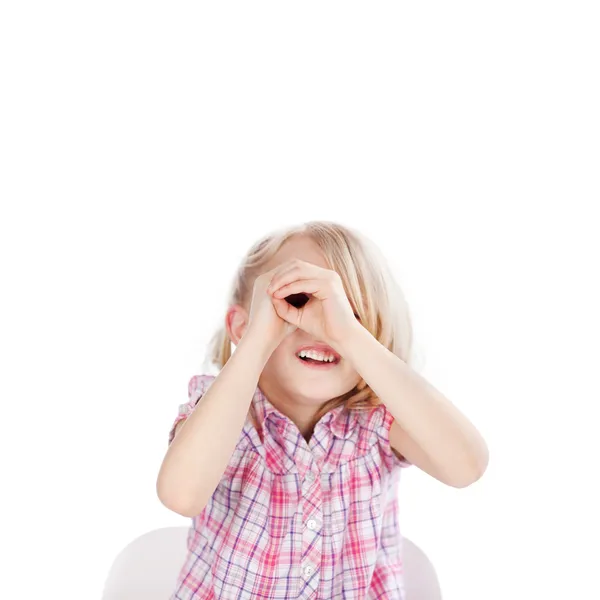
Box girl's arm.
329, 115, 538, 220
339, 323, 489, 488
156, 331, 274, 517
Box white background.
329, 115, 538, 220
1, 2, 599, 599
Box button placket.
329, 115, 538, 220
302, 470, 316, 493
301, 473, 322, 594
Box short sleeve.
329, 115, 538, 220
380, 404, 411, 470
168, 374, 216, 445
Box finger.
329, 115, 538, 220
273, 299, 299, 335
267, 269, 294, 294
271, 296, 302, 327
272, 279, 322, 299
267, 262, 303, 291
268, 264, 321, 295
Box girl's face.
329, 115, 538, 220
254, 236, 362, 410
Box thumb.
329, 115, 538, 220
271, 296, 299, 328
271, 297, 299, 336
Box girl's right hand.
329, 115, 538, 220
244, 269, 298, 353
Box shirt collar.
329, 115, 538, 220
252, 386, 358, 440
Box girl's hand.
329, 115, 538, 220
244, 268, 299, 353
266, 259, 359, 349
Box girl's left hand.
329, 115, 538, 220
266, 259, 359, 349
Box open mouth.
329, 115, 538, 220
295, 348, 341, 368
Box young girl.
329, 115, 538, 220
157, 220, 488, 599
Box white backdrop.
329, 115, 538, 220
1, 2, 599, 599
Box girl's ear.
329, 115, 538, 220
225, 304, 249, 347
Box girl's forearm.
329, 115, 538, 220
339, 323, 488, 487
156, 330, 273, 517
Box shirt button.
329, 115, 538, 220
306, 518, 318, 531
303, 564, 314, 578
305, 471, 315, 482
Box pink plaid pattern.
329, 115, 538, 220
168, 374, 410, 600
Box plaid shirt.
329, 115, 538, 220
168, 374, 411, 600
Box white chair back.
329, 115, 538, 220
102, 527, 442, 599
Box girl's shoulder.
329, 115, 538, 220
353, 403, 411, 471
167, 374, 218, 445
186, 373, 217, 406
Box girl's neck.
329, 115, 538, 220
258, 376, 317, 441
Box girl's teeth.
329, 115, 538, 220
298, 350, 336, 362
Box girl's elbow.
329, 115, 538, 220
449, 448, 489, 488
156, 479, 205, 518
447, 469, 483, 488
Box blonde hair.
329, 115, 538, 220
205, 220, 416, 431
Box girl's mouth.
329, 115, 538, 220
295, 347, 341, 369
296, 354, 340, 369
